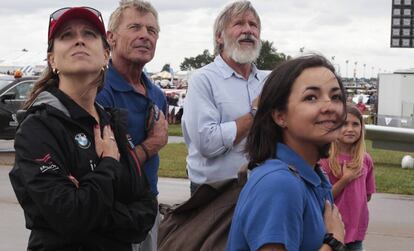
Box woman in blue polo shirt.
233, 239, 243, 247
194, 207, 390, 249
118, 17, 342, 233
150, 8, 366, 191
227, 55, 346, 251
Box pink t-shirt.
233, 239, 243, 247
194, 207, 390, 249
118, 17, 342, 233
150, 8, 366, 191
320, 153, 376, 244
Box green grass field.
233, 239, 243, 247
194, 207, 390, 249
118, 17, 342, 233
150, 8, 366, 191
365, 140, 414, 195
168, 124, 183, 136
159, 140, 414, 195
159, 143, 188, 178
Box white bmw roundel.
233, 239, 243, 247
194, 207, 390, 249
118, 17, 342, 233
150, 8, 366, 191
75, 133, 91, 149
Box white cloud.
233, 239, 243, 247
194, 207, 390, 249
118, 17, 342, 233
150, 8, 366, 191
0, 0, 412, 77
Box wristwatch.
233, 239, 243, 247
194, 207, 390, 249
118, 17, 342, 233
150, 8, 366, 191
249, 106, 258, 117
323, 233, 346, 251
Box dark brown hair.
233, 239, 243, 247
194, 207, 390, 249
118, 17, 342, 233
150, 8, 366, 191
245, 54, 347, 169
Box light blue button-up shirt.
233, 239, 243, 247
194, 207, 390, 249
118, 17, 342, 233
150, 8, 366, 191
182, 55, 268, 184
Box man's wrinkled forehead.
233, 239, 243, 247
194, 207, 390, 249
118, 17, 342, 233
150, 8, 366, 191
226, 10, 259, 26
120, 6, 160, 30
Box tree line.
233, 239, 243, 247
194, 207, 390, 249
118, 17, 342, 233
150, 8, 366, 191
178, 40, 291, 71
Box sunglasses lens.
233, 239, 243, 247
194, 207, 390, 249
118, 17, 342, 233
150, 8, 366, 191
48, 6, 104, 41
50, 7, 70, 21
50, 7, 102, 22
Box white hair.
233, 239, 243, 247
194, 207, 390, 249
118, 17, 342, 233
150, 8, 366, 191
213, 1, 261, 55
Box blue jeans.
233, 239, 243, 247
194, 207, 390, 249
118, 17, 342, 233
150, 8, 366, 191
346, 240, 363, 251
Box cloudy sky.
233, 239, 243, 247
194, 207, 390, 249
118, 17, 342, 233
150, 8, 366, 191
0, 0, 413, 78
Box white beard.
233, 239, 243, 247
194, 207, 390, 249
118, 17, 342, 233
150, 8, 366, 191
223, 33, 262, 64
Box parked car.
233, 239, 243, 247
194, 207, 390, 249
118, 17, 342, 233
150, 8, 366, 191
0, 75, 37, 139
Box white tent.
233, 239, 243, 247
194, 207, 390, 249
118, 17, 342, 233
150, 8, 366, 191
156, 71, 172, 79
0, 50, 46, 74
174, 70, 189, 79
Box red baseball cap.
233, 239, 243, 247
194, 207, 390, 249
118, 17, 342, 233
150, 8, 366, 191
48, 7, 106, 42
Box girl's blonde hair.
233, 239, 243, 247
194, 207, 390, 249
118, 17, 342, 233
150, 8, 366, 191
328, 103, 366, 178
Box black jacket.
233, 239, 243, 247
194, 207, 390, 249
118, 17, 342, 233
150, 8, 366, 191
9, 87, 157, 251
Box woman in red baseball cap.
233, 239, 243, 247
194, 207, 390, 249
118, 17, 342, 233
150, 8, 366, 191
9, 7, 157, 251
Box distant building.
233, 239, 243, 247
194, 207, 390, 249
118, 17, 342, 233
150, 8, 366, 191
377, 69, 414, 128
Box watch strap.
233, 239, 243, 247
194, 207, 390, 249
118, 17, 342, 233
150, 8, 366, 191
323, 233, 346, 251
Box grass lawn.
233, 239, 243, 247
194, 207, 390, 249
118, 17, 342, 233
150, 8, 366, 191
159, 141, 414, 195
168, 124, 183, 136
159, 143, 188, 178
366, 140, 414, 195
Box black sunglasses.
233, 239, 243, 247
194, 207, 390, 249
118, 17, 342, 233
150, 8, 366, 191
48, 7, 104, 40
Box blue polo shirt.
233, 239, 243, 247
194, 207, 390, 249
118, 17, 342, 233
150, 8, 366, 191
97, 61, 167, 195
227, 143, 333, 251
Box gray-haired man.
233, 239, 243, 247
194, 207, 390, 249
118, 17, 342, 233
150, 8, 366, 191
182, 1, 268, 194
97, 1, 168, 250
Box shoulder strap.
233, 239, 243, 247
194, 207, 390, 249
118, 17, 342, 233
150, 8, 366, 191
237, 164, 248, 186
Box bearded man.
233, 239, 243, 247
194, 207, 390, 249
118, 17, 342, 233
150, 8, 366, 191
182, 1, 268, 195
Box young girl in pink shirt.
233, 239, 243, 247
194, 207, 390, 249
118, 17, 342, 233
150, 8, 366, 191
320, 104, 376, 251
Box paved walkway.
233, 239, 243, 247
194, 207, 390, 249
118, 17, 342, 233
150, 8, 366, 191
0, 139, 14, 152
167, 136, 185, 144
1, 165, 414, 250
1, 137, 414, 250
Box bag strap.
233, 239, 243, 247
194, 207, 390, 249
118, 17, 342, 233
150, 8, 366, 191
237, 164, 248, 186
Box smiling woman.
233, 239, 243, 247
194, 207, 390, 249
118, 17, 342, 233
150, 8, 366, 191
9, 6, 157, 251
279, 66, 344, 149
227, 55, 347, 251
